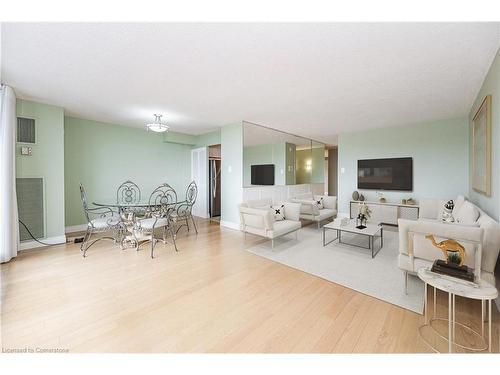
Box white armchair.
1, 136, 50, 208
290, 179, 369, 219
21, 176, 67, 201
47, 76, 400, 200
239, 199, 301, 248
291, 193, 337, 228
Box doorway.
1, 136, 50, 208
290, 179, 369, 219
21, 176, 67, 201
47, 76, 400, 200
208, 145, 221, 221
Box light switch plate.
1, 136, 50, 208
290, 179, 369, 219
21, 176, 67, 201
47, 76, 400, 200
21, 146, 32, 156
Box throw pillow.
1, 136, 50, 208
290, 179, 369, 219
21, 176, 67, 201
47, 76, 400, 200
270, 204, 285, 221
315, 196, 324, 209
455, 201, 480, 225
452, 195, 466, 216
441, 200, 455, 223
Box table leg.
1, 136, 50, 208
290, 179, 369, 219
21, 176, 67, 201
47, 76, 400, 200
481, 300, 485, 338
448, 292, 452, 353
452, 294, 456, 345
488, 299, 492, 353
433, 287, 436, 318
424, 282, 428, 324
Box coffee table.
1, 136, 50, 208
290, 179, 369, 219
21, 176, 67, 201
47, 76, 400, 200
322, 220, 383, 258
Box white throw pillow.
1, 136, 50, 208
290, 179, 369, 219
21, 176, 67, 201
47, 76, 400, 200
313, 196, 324, 209
455, 201, 479, 225
270, 204, 285, 221
452, 195, 466, 216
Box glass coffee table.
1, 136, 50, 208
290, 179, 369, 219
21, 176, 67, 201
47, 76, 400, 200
322, 220, 383, 258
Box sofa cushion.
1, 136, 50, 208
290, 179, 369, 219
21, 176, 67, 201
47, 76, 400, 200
477, 214, 500, 273
455, 201, 480, 225
314, 195, 337, 210
271, 204, 285, 221
318, 208, 336, 221
267, 220, 301, 238
283, 202, 301, 221
452, 195, 466, 216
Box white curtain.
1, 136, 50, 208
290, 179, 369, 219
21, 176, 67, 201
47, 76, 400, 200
0, 85, 19, 263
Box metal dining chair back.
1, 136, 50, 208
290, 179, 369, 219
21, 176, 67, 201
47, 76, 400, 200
79, 183, 121, 257
149, 183, 178, 218
116, 180, 141, 204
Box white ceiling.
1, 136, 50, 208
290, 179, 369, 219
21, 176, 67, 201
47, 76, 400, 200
2, 22, 499, 145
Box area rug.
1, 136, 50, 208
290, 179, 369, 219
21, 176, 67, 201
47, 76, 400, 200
245, 225, 424, 314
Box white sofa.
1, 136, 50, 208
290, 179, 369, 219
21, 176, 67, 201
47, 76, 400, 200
291, 193, 337, 228
239, 199, 302, 248
398, 195, 500, 293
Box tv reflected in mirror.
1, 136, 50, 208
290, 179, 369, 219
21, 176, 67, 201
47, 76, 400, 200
357, 157, 412, 191
251, 164, 275, 185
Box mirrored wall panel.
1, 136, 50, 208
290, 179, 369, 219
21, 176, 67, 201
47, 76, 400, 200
243, 122, 325, 187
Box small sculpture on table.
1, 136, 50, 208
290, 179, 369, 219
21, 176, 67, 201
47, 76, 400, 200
426, 234, 474, 281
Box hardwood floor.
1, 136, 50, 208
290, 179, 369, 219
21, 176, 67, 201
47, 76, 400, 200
1, 219, 498, 353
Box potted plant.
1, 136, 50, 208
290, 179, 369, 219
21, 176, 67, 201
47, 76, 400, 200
356, 203, 371, 228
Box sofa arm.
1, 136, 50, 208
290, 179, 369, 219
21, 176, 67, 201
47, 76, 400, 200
398, 218, 484, 278
239, 206, 274, 231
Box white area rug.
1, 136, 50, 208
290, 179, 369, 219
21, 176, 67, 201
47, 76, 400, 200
245, 225, 424, 314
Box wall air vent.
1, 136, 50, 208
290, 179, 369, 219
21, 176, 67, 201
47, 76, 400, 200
16, 178, 44, 241
17, 117, 36, 144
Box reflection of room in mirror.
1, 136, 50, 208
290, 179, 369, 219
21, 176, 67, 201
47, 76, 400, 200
243, 121, 325, 188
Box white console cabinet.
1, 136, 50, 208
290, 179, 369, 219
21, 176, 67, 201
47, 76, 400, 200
350, 200, 419, 225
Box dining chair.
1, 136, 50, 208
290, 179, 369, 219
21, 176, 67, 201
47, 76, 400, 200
79, 183, 122, 257
133, 183, 178, 258
172, 180, 198, 235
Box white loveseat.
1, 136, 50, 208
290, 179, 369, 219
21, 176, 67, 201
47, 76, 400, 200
291, 193, 337, 228
239, 199, 302, 248
398, 195, 500, 293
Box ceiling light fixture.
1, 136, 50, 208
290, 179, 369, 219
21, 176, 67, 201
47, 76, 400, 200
146, 114, 169, 133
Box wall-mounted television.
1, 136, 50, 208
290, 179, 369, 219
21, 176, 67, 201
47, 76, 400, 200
251, 164, 275, 185
357, 157, 413, 191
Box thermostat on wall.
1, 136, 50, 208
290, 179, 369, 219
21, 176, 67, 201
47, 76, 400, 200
21, 146, 32, 156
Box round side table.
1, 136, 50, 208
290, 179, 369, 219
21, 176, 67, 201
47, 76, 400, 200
417, 267, 498, 353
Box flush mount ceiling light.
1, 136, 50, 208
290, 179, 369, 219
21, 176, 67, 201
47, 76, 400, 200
146, 114, 170, 133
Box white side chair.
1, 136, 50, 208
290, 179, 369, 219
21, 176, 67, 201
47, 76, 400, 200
239, 199, 301, 248
291, 194, 338, 228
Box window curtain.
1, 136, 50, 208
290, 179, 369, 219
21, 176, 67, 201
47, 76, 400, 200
0, 84, 19, 263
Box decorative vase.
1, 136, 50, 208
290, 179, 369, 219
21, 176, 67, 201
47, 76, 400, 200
379, 197, 386, 203
401, 199, 407, 205
406, 198, 415, 205
352, 191, 359, 201
359, 194, 365, 202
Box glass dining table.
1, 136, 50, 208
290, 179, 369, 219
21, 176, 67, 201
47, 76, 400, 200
92, 200, 187, 248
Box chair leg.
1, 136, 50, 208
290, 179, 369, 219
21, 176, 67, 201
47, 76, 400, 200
80, 229, 90, 251
185, 217, 190, 231
404, 271, 409, 295
82, 232, 92, 257
191, 215, 198, 234
150, 233, 156, 258
169, 226, 178, 252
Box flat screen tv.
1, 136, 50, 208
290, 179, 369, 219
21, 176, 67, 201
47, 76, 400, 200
357, 157, 413, 191
251, 164, 275, 185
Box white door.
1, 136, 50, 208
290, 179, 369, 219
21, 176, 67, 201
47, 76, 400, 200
191, 147, 209, 218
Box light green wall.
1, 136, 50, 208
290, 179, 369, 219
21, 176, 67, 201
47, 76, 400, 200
221, 122, 243, 226
243, 143, 285, 186
64, 117, 193, 226
469, 48, 500, 221
16, 99, 66, 239
194, 130, 221, 147
338, 118, 469, 214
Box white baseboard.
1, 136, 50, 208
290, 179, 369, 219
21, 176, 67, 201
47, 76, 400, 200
65, 224, 87, 233
220, 220, 241, 231
19, 235, 67, 251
